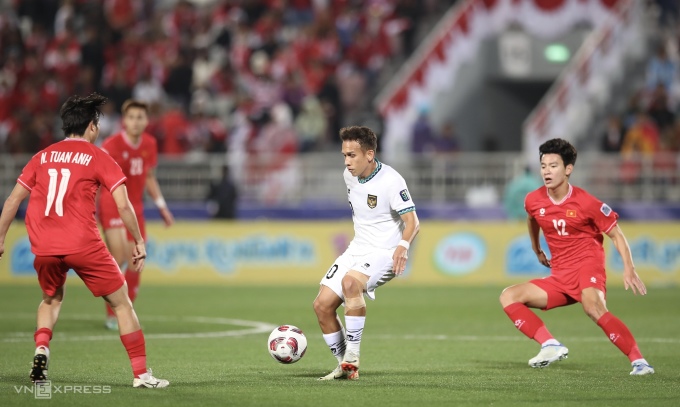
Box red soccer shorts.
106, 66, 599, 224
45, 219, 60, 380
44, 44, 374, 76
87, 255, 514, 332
530, 261, 607, 310
98, 203, 146, 241
34, 242, 125, 297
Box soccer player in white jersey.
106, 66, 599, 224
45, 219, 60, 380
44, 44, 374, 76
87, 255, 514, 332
313, 126, 420, 380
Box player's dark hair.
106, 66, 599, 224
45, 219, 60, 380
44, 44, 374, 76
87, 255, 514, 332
60, 93, 108, 136
339, 126, 378, 152
122, 99, 149, 115
539, 138, 577, 167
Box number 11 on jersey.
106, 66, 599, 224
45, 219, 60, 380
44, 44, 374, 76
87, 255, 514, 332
45, 168, 71, 216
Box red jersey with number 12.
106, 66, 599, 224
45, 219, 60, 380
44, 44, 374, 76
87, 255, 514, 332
17, 138, 127, 256
524, 184, 618, 273
98, 132, 158, 213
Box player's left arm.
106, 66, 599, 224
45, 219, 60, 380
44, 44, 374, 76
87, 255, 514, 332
606, 224, 646, 295
0, 184, 31, 260
146, 167, 174, 226
393, 210, 420, 276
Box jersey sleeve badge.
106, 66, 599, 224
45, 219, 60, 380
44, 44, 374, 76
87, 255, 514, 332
400, 189, 410, 202
600, 203, 612, 216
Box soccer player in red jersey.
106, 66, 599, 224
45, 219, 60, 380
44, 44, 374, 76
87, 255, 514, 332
0, 93, 169, 388
499, 138, 654, 376
97, 99, 174, 330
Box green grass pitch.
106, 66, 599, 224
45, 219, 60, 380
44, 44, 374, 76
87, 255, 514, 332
0, 283, 679, 407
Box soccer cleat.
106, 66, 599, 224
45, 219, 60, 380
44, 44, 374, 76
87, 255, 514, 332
105, 317, 119, 331
317, 364, 346, 380
630, 362, 655, 376
132, 369, 170, 388
30, 348, 49, 383
340, 352, 360, 380
528, 344, 569, 368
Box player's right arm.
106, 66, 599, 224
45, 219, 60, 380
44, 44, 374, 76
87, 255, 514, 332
527, 213, 550, 268
111, 184, 146, 272
525, 193, 550, 268
0, 183, 31, 260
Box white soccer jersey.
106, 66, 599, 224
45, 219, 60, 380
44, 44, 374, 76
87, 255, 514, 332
344, 159, 415, 255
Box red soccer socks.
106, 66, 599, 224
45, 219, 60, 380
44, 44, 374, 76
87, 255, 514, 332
121, 330, 147, 377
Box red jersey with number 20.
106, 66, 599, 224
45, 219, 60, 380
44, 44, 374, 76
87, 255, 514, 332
17, 138, 127, 256
98, 132, 157, 213
524, 184, 618, 274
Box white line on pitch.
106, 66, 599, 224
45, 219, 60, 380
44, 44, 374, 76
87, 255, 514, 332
0, 313, 278, 343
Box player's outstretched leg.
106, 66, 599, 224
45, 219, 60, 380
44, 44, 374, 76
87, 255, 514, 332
318, 326, 347, 380
595, 311, 654, 376
314, 286, 347, 380
340, 273, 367, 380
501, 303, 567, 368
104, 285, 169, 388
31, 286, 62, 383
582, 289, 654, 376
340, 315, 363, 380
102, 228, 127, 330
501, 284, 568, 368
107, 267, 141, 330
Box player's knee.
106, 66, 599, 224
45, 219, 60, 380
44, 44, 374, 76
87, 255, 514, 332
341, 276, 360, 296
312, 297, 325, 315
104, 285, 132, 309
499, 286, 518, 306
342, 272, 368, 296
581, 290, 607, 320
581, 301, 606, 321
42, 296, 63, 306
42, 287, 64, 304
313, 297, 334, 316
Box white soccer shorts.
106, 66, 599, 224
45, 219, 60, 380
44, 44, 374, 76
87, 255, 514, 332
319, 248, 396, 301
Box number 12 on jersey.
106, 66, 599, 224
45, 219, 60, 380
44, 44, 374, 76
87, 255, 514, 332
552, 218, 569, 236
45, 168, 71, 216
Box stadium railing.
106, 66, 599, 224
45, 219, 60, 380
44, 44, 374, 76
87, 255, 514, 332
1, 152, 678, 206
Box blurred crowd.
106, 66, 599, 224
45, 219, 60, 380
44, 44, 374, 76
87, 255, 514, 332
596, 21, 680, 186
599, 20, 680, 157
0, 0, 452, 157
590, 3, 680, 194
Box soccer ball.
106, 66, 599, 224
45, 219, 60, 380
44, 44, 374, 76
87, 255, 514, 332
267, 325, 307, 364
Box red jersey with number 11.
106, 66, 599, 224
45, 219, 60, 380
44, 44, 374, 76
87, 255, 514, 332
17, 138, 127, 256
524, 184, 618, 273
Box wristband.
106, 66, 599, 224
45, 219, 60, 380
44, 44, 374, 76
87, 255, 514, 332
398, 240, 410, 250
154, 197, 167, 209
